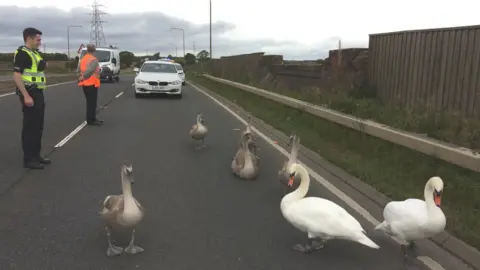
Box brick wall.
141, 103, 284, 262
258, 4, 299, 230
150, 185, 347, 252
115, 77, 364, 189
188, 48, 369, 96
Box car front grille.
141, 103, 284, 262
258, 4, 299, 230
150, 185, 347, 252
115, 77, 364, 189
148, 81, 169, 86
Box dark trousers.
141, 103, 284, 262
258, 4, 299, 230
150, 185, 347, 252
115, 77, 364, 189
19, 88, 45, 163
82, 85, 98, 123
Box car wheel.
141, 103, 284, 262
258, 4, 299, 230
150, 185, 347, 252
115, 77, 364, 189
182, 82, 186, 85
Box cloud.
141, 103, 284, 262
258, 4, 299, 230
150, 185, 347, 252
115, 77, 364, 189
0, 5, 367, 59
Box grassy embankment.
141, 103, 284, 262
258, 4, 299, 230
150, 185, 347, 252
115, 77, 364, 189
189, 73, 480, 251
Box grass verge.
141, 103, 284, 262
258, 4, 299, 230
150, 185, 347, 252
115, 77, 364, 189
189, 73, 480, 251
0, 75, 78, 92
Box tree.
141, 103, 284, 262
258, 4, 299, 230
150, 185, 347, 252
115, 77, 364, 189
153, 52, 160, 60
184, 53, 196, 65
119, 51, 135, 67
196, 50, 210, 61
167, 54, 173, 59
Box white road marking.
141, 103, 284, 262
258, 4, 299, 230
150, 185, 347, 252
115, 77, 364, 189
188, 82, 445, 270
0, 80, 76, 98
115, 92, 124, 98
54, 121, 87, 148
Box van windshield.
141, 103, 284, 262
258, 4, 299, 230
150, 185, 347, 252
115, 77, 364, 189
80, 50, 111, 62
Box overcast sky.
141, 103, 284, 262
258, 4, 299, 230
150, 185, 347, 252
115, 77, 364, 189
0, 1, 478, 60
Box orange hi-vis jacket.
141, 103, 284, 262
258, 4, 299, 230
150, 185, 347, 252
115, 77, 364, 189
78, 53, 100, 88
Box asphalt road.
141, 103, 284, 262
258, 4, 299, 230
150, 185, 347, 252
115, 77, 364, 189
0, 77, 456, 270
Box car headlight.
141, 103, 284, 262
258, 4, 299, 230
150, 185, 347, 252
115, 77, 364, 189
136, 79, 147, 84
171, 80, 181, 85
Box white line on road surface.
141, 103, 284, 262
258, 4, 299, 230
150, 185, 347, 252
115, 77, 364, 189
54, 121, 87, 148
115, 92, 124, 98
0, 80, 76, 99
188, 82, 445, 270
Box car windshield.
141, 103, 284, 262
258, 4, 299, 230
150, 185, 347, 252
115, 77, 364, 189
80, 50, 111, 62
175, 64, 183, 71
141, 63, 178, 73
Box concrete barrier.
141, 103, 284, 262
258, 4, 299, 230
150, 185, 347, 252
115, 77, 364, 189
203, 74, 480, 172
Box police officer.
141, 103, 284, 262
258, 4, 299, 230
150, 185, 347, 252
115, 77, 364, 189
13, 27, 51, 169
77, 44, 104, 126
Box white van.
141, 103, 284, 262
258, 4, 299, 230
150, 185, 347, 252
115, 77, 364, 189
79, 47, 121, 83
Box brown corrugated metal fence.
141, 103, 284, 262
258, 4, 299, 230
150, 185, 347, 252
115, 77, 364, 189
368, 25, 480, 115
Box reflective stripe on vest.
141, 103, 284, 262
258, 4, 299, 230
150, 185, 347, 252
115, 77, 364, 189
14, 47, 47, 89
78, 54, 100, 87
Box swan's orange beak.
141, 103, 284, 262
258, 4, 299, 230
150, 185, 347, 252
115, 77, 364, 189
288, 176, 294, 187
434, 192, 442, 207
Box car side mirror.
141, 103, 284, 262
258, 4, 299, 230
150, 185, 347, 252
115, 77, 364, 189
133, 67, 139, 73
112, 58, 117, 65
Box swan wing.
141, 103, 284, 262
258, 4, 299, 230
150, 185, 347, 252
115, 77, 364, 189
285, 197, 365, 238
190, 124, 198, 133
383, 198, 428, 225
134, 197, 145, 212
233, 148, 245, 169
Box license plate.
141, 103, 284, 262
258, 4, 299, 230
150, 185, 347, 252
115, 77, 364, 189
152, 86, 165, 90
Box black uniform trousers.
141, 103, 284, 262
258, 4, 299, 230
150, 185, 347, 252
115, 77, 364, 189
82, 85, 98, 124
19, 87, 45, 164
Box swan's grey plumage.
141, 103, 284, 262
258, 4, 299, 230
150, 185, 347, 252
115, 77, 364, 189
99, 163, 145, 256
232, 132, 260, 180
190, 114, 208, 149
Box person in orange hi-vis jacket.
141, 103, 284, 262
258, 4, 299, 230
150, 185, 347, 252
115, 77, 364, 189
77, 44, 104, 126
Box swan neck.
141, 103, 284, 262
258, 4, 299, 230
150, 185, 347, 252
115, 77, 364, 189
423, 180, 436, 209
290, 142, 299, 161
283, 164, 310, 206
121, 173, 133, 198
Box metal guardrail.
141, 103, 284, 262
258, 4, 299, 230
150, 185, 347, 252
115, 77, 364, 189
203, 74, 480, 172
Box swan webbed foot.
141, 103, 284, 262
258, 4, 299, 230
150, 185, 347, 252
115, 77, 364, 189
124, 243, 144, 254
293, 243, 313, 253
311, 239, 326, 249
293, 238, 326, 253
105, 225, 123, 257
124, 228, 144, 255
106, 244, 124, 257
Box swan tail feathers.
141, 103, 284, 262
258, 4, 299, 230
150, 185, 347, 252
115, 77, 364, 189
357, 235, 380, 249
374, 220, 389, 231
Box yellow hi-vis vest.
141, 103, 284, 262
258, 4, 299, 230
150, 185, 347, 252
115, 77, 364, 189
14, 47, 47, 89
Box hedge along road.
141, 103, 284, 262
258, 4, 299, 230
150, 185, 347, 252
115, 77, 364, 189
0, 78, 468, 269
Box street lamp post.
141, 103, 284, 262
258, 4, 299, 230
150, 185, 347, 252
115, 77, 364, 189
170, 27, 185, 58
67, 25, 82, 70
209, 0, 212, 59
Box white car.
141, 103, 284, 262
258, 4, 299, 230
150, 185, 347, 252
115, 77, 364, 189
173, 63, 186, 85
133, 60, 183, 98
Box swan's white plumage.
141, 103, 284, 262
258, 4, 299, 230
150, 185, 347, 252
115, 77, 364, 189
283, 197, 367, 238
375, 177, 446, 242
281, 163, 380, 249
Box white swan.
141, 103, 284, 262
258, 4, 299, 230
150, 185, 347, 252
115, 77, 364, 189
280, 163, 380, 252
375, 176, 446, 255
